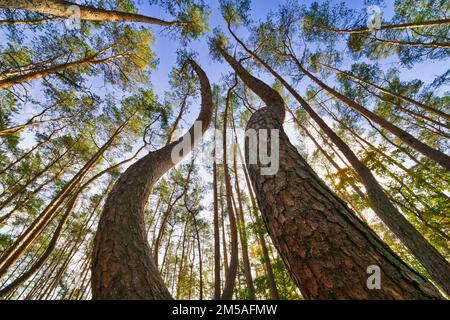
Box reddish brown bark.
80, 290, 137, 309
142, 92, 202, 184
217, 42, 442, 299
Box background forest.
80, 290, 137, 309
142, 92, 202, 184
0, 0, 449, 300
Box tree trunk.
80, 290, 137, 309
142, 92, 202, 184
0, 117, 129, 280
216, 42, 443, 299
232, 134, 256, 299
0, 0, 188, 27
290, 56, 450, 170
0, 53, 123, 89
320, 62, 450, 122
212, 93, 222, 300
224, 29, 450, 296
91, 59, 213, 299
316, 19, 450, 34
0, 150, 142, 296
237, 143, 279, 300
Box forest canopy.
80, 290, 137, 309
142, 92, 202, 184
0, 0, 449, 300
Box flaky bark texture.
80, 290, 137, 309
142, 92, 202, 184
217, 43, 442, 299
91, 60, 212, 300
245, 108, 441, 299
223, 28, 450, 296
0, 0, 188, 27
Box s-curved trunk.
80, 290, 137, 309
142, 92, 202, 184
91, 59, 213, 300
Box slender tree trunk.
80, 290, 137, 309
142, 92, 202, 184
0, 149, 141, 296
91, 59, 213, 299
212, 92, 222, 300
316, 19, 450, 34
0, 116, 130, 280
235, 121, 280, 300
0, 162, 69, 224
0, 147, 71, 211
320, 62, 450, 122
232, 136, 256, 299
166, 89, 191, 144
0, 0, 189, 27
371, 36, 450, 49
290, 55, 450, 170
220, 185, 229, 278
0, 53, 124, 89
224, 30, 450, 296
216, 42, 443, 299
176, 221, 188, 299
153, 190, 183, 266
0, 126, 64, 176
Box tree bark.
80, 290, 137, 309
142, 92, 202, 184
216, 42, 443, 299
0, 0, 189, 27
91, 59, 213, 299
224, 29, 450, 296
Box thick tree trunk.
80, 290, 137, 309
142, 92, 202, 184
223, 30, 450, 296
320, 62, 450, 122
216, 42, 442, 299
91, 59, 212, 299
0, 0, 188, 27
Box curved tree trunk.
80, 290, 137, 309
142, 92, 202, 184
91, 59, 213, 300
216, 42, 442, 299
